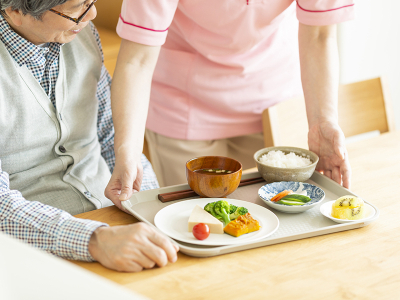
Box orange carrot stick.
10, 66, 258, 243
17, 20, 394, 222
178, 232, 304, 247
270, 190, 293, 202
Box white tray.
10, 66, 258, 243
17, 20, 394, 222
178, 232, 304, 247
122, 171, 379, 257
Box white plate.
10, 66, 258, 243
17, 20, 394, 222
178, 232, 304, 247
154, 198, 279, 246
320, 200, 376, 224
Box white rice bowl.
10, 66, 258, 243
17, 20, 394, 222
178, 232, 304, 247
259, 150, 312, 168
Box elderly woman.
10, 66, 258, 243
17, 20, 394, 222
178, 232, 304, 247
0, 0, 178, 272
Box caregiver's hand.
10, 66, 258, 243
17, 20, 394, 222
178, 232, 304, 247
105, 156, 143, 210
308, 121, 351, 189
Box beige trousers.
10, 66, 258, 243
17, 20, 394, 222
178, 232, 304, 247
145, 129, 264, 187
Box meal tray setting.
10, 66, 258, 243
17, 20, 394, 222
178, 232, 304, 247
121, 171, 379, 258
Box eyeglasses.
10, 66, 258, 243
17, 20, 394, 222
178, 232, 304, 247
49, 0, 97, 25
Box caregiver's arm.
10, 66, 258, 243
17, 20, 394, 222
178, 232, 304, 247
298, 23, 351, 189
105, 39, 161, 208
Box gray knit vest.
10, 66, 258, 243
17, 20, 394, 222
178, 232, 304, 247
0, 26, 113, 215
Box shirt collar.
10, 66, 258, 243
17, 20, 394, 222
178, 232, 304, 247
0, 14, 62, 67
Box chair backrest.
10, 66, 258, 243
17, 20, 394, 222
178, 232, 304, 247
92, 1, 123, 76
93, 0, 123, 31
262, 77, 395, 148
93, 1, 152, 161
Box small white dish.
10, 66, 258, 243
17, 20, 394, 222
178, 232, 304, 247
320, 200, 376, 224
258, 181, 325, 213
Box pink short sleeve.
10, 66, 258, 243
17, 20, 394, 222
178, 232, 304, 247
116, 0, 179, 46
296, 0, 355, 26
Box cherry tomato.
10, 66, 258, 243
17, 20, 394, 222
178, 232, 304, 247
192, 223, 210, 240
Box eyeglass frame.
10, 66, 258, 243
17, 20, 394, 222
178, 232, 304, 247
49, 0, 97, 25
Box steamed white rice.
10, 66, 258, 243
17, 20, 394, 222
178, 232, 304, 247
259, 150, 312, 168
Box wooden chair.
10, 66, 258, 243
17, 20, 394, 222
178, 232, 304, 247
93, 0, 123, 76
95, 27, 121, 76
93, 0, 123, 31
94, 2, 152, 161
262, 77, 396, 148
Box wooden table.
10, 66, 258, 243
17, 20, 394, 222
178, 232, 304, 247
73, 131, 400, 300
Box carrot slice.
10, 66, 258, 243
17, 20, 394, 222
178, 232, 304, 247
270, 190, 293, 202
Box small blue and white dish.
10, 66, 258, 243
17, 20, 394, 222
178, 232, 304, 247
258, 181, 325, 213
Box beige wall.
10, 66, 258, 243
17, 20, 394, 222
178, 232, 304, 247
338, 0, 400, 130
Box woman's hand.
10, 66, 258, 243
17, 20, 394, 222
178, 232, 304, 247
308, 121, 351, 189
105, 156, 143, 210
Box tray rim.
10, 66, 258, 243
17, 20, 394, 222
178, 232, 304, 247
122, 171, 380, 258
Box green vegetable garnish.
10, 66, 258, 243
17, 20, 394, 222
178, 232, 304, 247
214, 200, 231, 224
204, 201, 249, 223
276, 200, 306, 206
204, 202, 223, 221
280, 194, 311, 203
229, 206, 248, 220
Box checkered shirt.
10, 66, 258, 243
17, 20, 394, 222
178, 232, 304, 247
0, 15, 159, 261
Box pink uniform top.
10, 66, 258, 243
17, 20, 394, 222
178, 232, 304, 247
117, 0, 355, 140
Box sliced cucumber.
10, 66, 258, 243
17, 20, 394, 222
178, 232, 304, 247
276, 200, 306, 206
280, 194, 311, 203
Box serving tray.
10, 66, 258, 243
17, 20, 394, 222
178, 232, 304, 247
121, 171, 379, 257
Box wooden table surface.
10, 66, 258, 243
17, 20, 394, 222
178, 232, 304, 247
72, 131, 400, 300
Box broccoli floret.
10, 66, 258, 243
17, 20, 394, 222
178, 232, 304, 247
204, 202, 223, 221
229, 206, 248, 220
204, 202, 214, 214
214, 200, 231, 225
229, 204, 238, 214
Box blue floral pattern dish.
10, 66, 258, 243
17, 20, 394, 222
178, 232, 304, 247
258, 181, 325, 213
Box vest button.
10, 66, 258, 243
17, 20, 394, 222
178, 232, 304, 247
59, 145, 66, 153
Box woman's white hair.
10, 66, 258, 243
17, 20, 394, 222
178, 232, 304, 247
1, 0, 69, 19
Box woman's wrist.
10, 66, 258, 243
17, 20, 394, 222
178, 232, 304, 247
114, 143, 143, 162
307, 110, 338, 129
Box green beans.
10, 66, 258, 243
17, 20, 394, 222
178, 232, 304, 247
276, 194, 312, 206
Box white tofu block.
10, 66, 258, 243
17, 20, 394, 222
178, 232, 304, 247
188, 205, 224, 234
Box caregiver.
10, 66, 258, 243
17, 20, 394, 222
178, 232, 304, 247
105, 0, 354, 205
